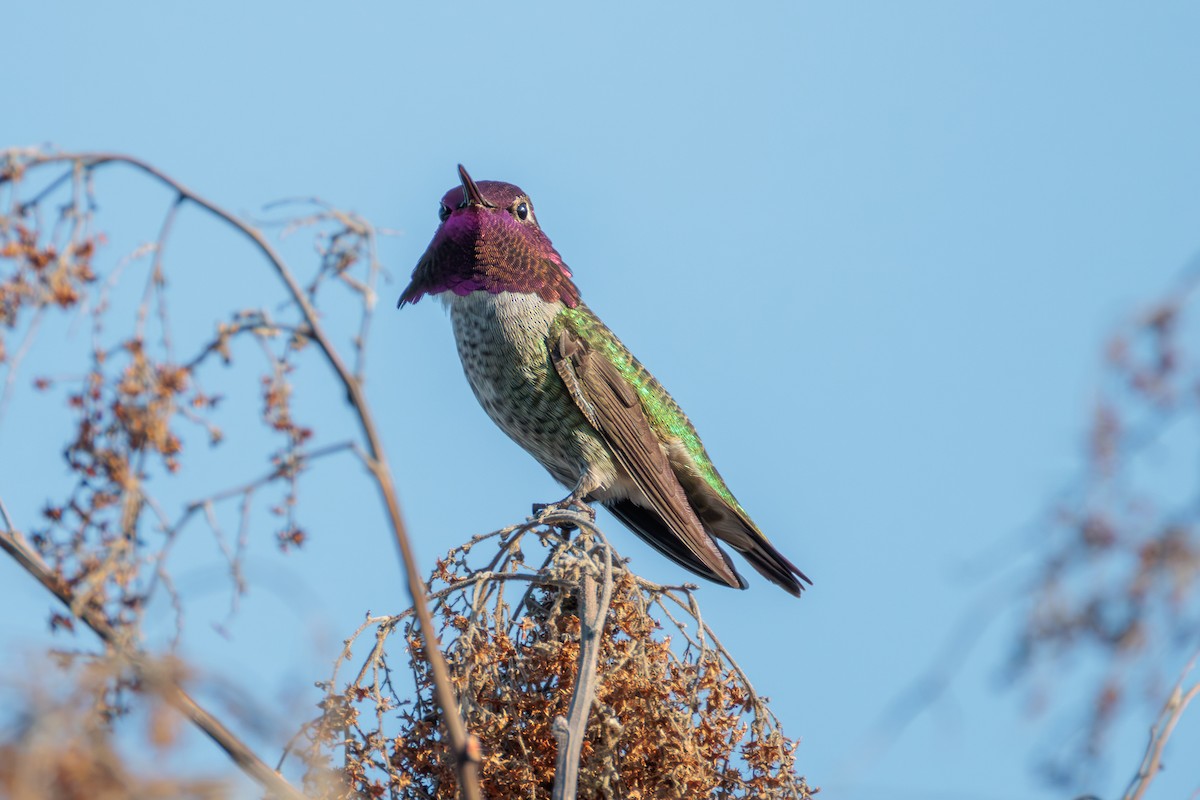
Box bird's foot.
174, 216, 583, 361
532, 495, 596, 532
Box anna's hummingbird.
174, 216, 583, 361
399, 166, 811, 596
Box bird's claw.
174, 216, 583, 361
532, 497, 596, 532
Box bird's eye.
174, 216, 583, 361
438, 203, 451, 222
515, 201, 530, 222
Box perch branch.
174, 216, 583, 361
549, 512, 615, 800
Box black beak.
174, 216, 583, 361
457, 164, 494, 208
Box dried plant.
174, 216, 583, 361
288, 510, 814, 800
1, 148, 811, 799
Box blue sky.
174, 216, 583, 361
4, 3, 1200, 798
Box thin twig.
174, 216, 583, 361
135, 193, 182, 355
0, 497, 15, 531
0, 306, 45, 422
1123, 650, 1200, 800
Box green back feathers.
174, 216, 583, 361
554, 304, 746, 514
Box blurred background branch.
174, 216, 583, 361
859, 253, 1200, 796
1121, 650, 1199, 800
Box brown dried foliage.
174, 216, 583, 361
31, 338, 201, 619
0, 656, 226, 800
0, 218, 98, 361
291, 519, 814, 799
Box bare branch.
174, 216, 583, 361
1123, 649, 1200, 800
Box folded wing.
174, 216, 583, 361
551, 327, 746, 590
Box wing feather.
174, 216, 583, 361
551, 328, 744, 589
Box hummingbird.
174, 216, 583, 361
399, 166, 811, 596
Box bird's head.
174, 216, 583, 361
398, 165, 580, 308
